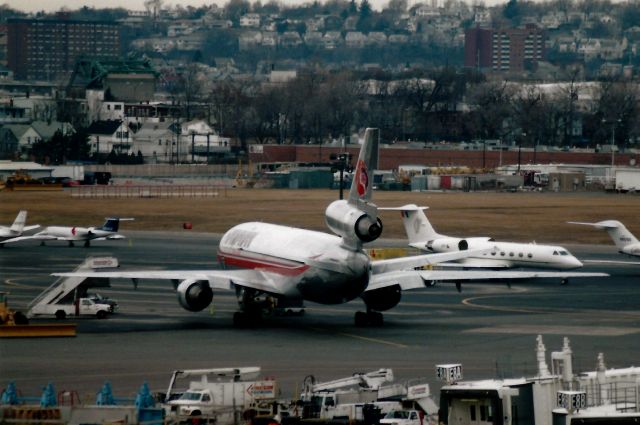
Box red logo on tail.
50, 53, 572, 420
356, 159, 368, 198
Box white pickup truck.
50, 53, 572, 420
380, 410, 423, 425
30, 298, 112, 320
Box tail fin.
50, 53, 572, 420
380, 204, 442, 244
9, 210, 27, 233
348, 128, 379, 210
569, 220, 639, 250
100, 217, 134, 232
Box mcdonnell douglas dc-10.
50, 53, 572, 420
54, 129, 606, 326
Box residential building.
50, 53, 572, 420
240, 13, 261, 28
0, 120, 74, 158
7, 18, 120, 81
464, 24, 546, 72
86, 119, 132, 156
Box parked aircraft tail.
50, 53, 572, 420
9, 210, 28, 233
380, 204, 442, 244
347, 128, 379, 206
100, 217, 134, 233
325, 128, 382, 250
569, 220, 639, 251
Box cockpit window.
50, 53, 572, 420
553, 251, 559, 255
559, 250, 569, 256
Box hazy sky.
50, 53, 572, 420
6, 0, 514, 14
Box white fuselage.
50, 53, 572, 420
217, 222, 370, 304
416, 238, 583, 270
620, 243, 640, 257
37, 226, 114, 241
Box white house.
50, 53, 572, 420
240, 13, 261, 28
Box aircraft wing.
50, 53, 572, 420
370, 247, 495, 274
51, 269, 287, 295
581, 259, 640, 266
367, 270, 609, 292
0, 234, 56, 244
23, 225, 40, 232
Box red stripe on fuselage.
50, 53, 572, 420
218, 249, 309, 276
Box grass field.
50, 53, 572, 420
1, 189, 639, 244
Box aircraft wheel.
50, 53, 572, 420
84, 241, 90, 248
354, 311, 368, 327
369, 311, 384, 327
55, 310, 66, 320
561, 278, 569, 285
96, 310, 107, 319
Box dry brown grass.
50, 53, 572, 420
1, 189, 639, 244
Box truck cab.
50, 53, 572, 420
166, 390, 215, 417
380, 410, 423, 425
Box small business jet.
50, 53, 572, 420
53, 129, 606, 327
568, 220, 640, 265
385, 204, 584, 270
2, 217, 133, 247
0, 210, 39, 244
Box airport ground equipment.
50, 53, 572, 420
163, 367, 278, 424
27, 256, 118, 319
0, 292, 76, 337
379, 409, 424, 425
299, 369, 437, 421
438, 335, 640, 425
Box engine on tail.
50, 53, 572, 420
360, 284, 401, 311
177, 279, 213, 312
325, 200, 383, 243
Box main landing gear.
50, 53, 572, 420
354, 309, 384, 327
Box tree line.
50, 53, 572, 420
172, 66, 640, 151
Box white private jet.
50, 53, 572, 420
384, 204, 584, 271
568, 220, 640, 265
2, 217, 134, 247
52, 129, 606, 327
0, 210, 39, 244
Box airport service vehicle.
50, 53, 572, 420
385, 204, 584, 271
87, 293, 118, 312
380, 409, 423, 425
0, 210, 39, 243
163, 367, 278, 422
299, 368, 436, 422
569, 220, 640, 264
2, 217, 133, 247
54, 128, 606, 327
29, 297, 111, 320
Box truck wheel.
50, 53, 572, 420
13, 311, 29, 325
96, 310, 107, 319
55, 310, 66, 320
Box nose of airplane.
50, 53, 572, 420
567, 255, 583, 269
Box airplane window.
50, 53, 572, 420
509, 252, 514, 257
500, 252, 505, 256
553, 251, 559, 255
527, 253, 533, 258
491, 252, 496, 256
518, 253, 524, 257
560, 251, 569, 256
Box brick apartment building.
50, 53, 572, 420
465, 24, 546, 72
7, 18, 120, 81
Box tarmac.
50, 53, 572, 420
1, 231, 639, 401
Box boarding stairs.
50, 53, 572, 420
26, 256, 118, 318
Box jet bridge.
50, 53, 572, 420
26, 256, 118, 318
